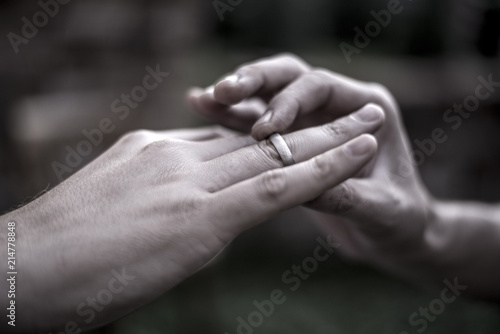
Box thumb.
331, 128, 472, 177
305, 178, 399, 236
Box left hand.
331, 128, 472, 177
187, 54, 435, 272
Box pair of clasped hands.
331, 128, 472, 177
10, 54, 437, 331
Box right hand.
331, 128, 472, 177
187, 54, 435, 273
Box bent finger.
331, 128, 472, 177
188, 87, 266, 132
251, 69, 391, 140
213, 54, 311, 105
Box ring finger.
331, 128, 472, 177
200, 103, 385, 192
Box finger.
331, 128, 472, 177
187, 87, 266, 132
202, 104, 384, 191
306, 178, 405, 237
251, 69, 389, 140
212, 54, 310, 105
195, 135, 256, 161
154, 126, 240, 141
188, 86, 229, 114
210, 135, 378, 233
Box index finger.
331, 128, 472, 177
213, 54, 310, 105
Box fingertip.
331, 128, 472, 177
197, 87, 225, 111
360, 134, 378, 153
251, 117, 278, 141
351, 103, 385, 124
364, 134, 378, 154
186, 87, 204, 110
214, 75, 245, 105
187, 87, 204, 96
365, 103, 386, 121
343, 134, 378, 158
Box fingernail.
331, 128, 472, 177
344, 136, 375, 156
222, 74, 239, 84
352, 105, 383, 123
255, 109, 273, 126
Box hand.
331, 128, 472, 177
3, 117, 381, 332
187, 54, 435, 275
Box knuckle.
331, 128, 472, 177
140, 138, 177, 155
307, 182, 355, 214
303, 69, 334, 97
237, 64, 263, 79
279, 53, 307, 67
136, 139, 191, 181
207, 124, 227, 133
381, 190, 404, 223
268, 96, 301, 126
256, 140, 284, 167
301, 70, 330, 88
198, 124, 225, 133
276, 52, 300, 61
333, 182, 356, 214
172, 193, 208, 221
204, 160, 234, 193
322, 120, 348, 141
369, 82, 390, 98
119, 129, 153, 146
209, 125, 237, 138
259, 170, 287, 199
310, 68, 333, 80
311, 154, 336, 180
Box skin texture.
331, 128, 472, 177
188, 53, 500, 299
0, 111, 382, 332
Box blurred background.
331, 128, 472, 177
1, 0, 500, 332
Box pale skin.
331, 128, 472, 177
187, 53, 500, 300
1, 108, 383, 332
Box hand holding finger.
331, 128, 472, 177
186, 54, 310, 129
200, 103, 385, 191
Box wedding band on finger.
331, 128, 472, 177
269, 133, 296, 167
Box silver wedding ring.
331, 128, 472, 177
269, 133, 296, 167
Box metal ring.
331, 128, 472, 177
269, 133, 296, 167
